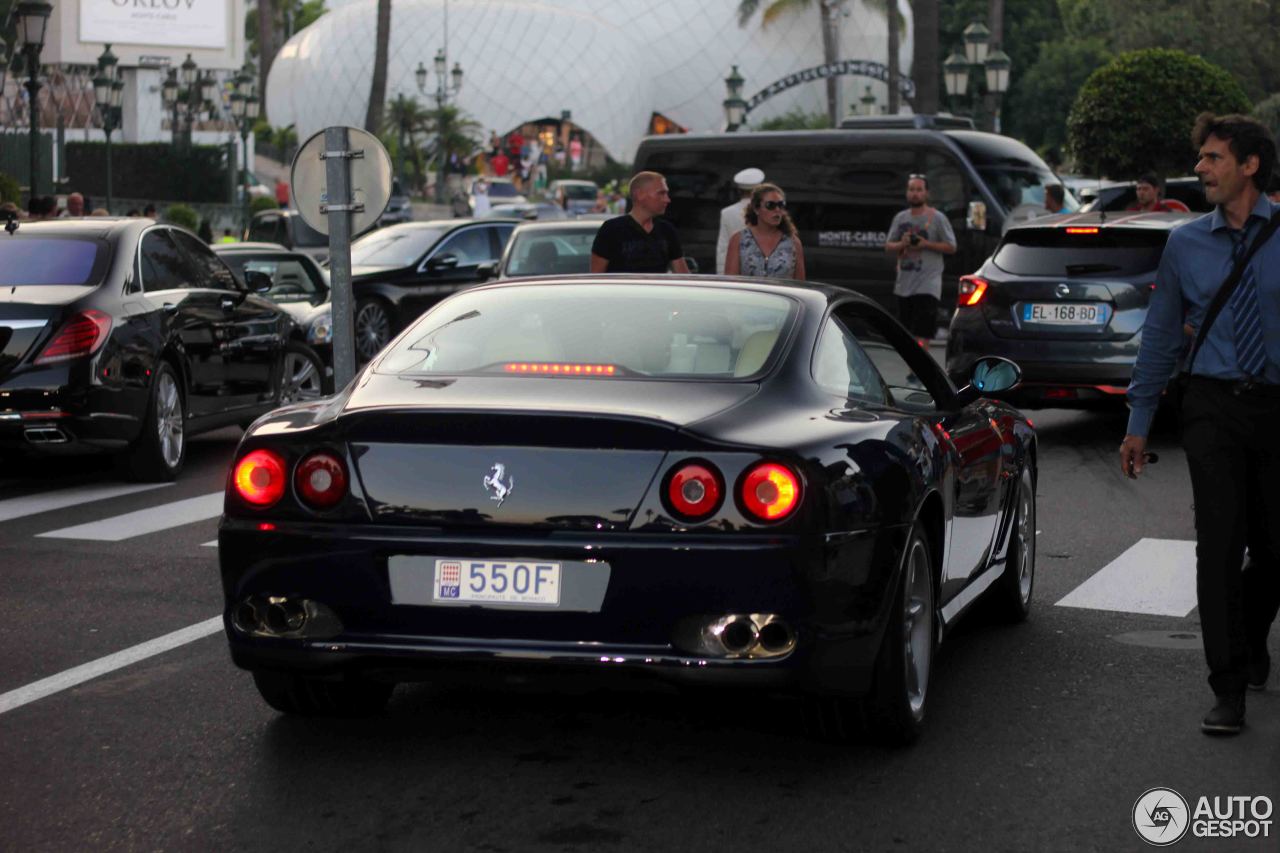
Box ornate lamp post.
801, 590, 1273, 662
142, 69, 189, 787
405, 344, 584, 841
230, 66, 259, 231
93, 44, 125, 214
422, 47, 462, 203
16, 0, 54, 201
722, 65, 747, 132
859, 84, 877, 116
943, 50, 969, 115
943, 23, 1011, 132
963, 22, 991, 66
984, 48, 1012, 133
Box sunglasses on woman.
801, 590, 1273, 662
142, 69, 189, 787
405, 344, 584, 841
761, 200, 787, 211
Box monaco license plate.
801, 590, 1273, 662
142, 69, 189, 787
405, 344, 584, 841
1023, 302, 1108, 325
432, 559, 562, 606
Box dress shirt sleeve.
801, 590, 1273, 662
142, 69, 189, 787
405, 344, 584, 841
1125, 238, 1186, 436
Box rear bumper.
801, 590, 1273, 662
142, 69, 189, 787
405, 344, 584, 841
219, 519, 908, 698
0, 369, 143, 455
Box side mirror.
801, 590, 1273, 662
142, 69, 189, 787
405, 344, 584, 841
682, 256, 700, 274
966, 200, 987, 231
476, 261, 497, 281
955, 355, 1022, 405
243, 269, 274, 294
427, 253, 460, 272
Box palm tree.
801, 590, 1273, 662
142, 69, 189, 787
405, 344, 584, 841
364, 0, 391, 133
737, 0, 843, 125
257, 0, 277, 94
421, 103, 482, 201
909, 0, 939, 115
383, 93, 433, 185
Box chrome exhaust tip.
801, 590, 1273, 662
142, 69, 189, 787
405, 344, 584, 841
716, 616, 760, 656
757, 618, 797, 655
24, 426, 68, 444
231, 595, 342, 639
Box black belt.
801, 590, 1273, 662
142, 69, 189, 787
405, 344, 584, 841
1189, 375, 1280, 398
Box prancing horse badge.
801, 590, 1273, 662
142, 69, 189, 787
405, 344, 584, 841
483, 462, 514, 506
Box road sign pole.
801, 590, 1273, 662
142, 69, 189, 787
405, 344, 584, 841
322, 126, 361, 390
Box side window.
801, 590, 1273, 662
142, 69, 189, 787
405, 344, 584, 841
492, 224, 515, 254
138, 230, 198, 293
172, 230, 239, 291
813, 316, 890, 405
921, 151, 968, 221
839, 308, 939, 413
247, 215, 278, 244
434, 227, 494, 266
244, 258, 320, 301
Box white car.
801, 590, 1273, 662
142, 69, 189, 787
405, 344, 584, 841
466, 177, 526, 215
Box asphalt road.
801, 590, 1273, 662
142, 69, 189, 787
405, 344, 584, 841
0, 397, 1276, 852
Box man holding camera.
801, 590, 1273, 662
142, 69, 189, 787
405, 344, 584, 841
886, 174, 956, 346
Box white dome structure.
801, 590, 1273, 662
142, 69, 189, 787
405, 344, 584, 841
267, 0, 914, 162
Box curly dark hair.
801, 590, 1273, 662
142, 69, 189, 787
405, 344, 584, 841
1191, 113, 1276, 192
742, 183, 796, 237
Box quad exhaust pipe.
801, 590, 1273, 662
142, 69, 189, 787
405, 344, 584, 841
687, 613, 796, 659
232, 595, 343, 639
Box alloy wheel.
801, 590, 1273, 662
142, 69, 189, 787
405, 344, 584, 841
1015, 471, 1036, 606
156, 370, 184, 470
281, 349, 324, 403
902, 538, 933, 719
355, 302, 391, 361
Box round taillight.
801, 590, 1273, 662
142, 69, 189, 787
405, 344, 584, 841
666, 462, 723, 520
233, 449, 287, 508
294, 451, 348, 509
740, 462, 801, 522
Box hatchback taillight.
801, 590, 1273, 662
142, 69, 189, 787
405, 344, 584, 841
739, 462, 801, 522
958, 275, 989, 307
233, 449, 287, 508
294, 451, 348, 509
34, 310, 112, 364
665, 462, 723, 521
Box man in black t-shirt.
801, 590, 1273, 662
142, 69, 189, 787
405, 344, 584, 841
590, 171, 690, 274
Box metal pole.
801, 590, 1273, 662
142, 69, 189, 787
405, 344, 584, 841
435, 90, 446, 204
323, 126, 358, 389
25, 68, 41, 200
241, 127, 251, 231
105, 128, 113, 214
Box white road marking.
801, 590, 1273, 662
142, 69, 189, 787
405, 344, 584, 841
0, 616, 222, 715
0, 482, 170, 523
36, 492, 224, 541
201, 540, 218, 548
1055, 538, 1199, 617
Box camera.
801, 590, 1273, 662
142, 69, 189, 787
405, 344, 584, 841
908, 232, 921, 246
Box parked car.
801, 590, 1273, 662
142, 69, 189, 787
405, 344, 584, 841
220, 274, 1035, 744
0, 219, 325, 480
464, 177, 526, 215
633, 115, 1077, 310
547, 179, 600, 215
235, 170, 274, 203
376, 179, 414, 227
482, 202, 568, 221
346, 219, 519, 360
1077, 177, 1208, 213
212, 242, 333, 395
945, 210, 1197, 407
244, 209, 332, 264
490, 219, 604, 279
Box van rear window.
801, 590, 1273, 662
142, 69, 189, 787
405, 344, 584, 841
992, 228, 1169, 277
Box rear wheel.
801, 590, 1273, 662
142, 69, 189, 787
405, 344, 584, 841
354, 298, 393, 362
120, 361, 185, 482
279, 341, 327, 404
988, 465, 1036, 622
251, 671, 394, 717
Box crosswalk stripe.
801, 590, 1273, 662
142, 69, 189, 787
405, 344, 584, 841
1055, 538, 1198, 617
202, 540, 217, 548
36, 492, 224, 542
0, 616, 222, 715
0, 482, 170, 523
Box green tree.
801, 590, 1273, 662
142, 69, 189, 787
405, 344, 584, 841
756, 108, 832, 130
737, 0, 845, 125
383, 94, 434, 188
1006, 37, 1111, 161
163, 203, 200, 232
1253, 93, 1280, 141
1067, 49, 1251, 179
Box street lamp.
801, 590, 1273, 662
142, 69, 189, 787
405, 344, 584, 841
943, 23, 1011, 132
943, 50, 969, 112
984, 47, 1012, 133
94, 44, 124, 214
722, 65, 746, 132
425, 48, 464, 203
963, 22, 990, 66
230, 70, 258, 230
16, 0, 54, 202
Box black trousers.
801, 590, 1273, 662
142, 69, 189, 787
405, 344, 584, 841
895, 294, 938, 340
1182, 377, 1280, 695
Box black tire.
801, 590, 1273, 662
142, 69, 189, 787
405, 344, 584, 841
863, 522, 936, 746
278, 341, 327, 404
354, 298, 394, 363
987, 465, 1036, 623
120, 361, 186, 482
251, 671, 394, 717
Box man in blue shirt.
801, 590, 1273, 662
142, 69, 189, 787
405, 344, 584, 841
1121, 113, 1280, 736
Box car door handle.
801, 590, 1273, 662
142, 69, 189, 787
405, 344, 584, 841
162, 303, 179, 314
220, 296, 237, 311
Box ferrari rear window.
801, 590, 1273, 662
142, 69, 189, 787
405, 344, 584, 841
0, 236, 106, 286
376, 283, 796, 380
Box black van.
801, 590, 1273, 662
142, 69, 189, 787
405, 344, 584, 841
632, 115, 1074, 308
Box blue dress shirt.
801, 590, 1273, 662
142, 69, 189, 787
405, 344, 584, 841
1126, 195, 1280, 436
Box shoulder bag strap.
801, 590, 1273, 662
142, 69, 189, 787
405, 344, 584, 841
1186, 209, 1280, 372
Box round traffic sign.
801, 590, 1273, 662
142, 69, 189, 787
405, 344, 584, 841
290, 127, 394, 236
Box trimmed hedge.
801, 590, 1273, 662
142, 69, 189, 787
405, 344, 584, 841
65, 142, 232, 204
1067, 49, 1252, 179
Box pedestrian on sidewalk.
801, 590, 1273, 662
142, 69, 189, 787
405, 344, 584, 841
724, 183, 805, 280
716, 166, 764, 274
884, 174, 956, 347
589, 171, 688, 274
1120, 113, 1280, 736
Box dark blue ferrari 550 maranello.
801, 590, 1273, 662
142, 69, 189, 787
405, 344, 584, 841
219, 275, 1036, 743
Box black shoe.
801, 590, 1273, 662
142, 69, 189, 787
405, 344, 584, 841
1247, 650, 1270, 691
1201, 694, 1245, 735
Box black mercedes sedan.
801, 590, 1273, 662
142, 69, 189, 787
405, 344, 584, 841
348, 219, 518, 361
219, 275, 1035, 744
945, 211, 1196, 407
0, 218, 320, 480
